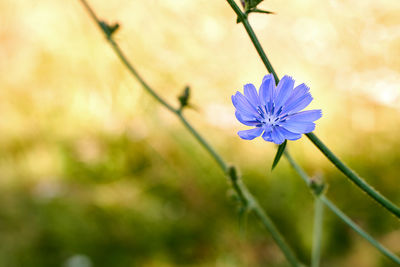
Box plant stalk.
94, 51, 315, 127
312, 198, 323, 267
307, 132, 400, 218
284, 150, 400, 264
225, 0, 400, 219
79, 1, 302, 266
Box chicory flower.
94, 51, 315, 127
232, 74, 322, 144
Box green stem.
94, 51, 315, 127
306, 132, 400, 218
225, 0, 278, 84
228, 167, 301, 267
284, 151, 400, 265
252, 201, 301, 267
319, 196, 400, 265
80, 0, 176, 114
177, 112, 227, 171
79, 1, 302, 266
312, 198, 323, 267
225, 0, 400, 219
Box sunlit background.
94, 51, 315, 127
1, 0, 400, 266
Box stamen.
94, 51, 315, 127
257, 107, 265, 119
276, 106, 282, 116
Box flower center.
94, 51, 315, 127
256, 104, 287, 128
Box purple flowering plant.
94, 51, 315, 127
232, 74, 322, 144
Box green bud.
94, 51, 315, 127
99, 20, 120, 38
244, 0, 263, 11
310, 176, 326, 196
178, 86, 190, 110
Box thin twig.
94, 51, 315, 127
312, 198, 324, 267
226, 0, 400, 262
285, 151, 400, 264
78, 0, 302, 266
320, 196, 400, 265
306, 132, 400, 218
225, 0, 400, 219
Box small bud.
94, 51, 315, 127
99, 20, 120, 38
108, 23, 120, 35
310, 174, 326, 196
178, 86, 190, 110
237, 1, 274, 23
228, 166, 238, 182
244, 0, 263, 11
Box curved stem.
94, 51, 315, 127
79, 1, 302, 266
225, 0, 278, 83
80, 0, 176, 113
225, 0, 400, 219
306, 132, 400, 218
285, 150, 400, 265
177, 112, 228, 171
320, 196, 400, 265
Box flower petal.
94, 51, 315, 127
235, 111, 260, 126
275, 126, 302, 141
283, 83, 310, 108
232, 92, 259, 117
274, 75, 295, 109
280, 121, 315, 134
244, 83, 260, 106
238, 127, 264, 140
283, 92, 313, 114
288, 109, 322, 122
259, 74, 275, 107
262, 130, 273, 142
262, 124, 273, 133
270, 127, 285, 144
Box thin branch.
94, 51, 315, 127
225, 0, 400, 219
312, 198, 324, 267
306, 132, 400, 218
78, 0, 302, 266
285, 151, 400, 265
320, 196, 400, 265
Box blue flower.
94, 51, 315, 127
232, 74, 322, 144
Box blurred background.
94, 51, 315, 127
1, 0, 400, 266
